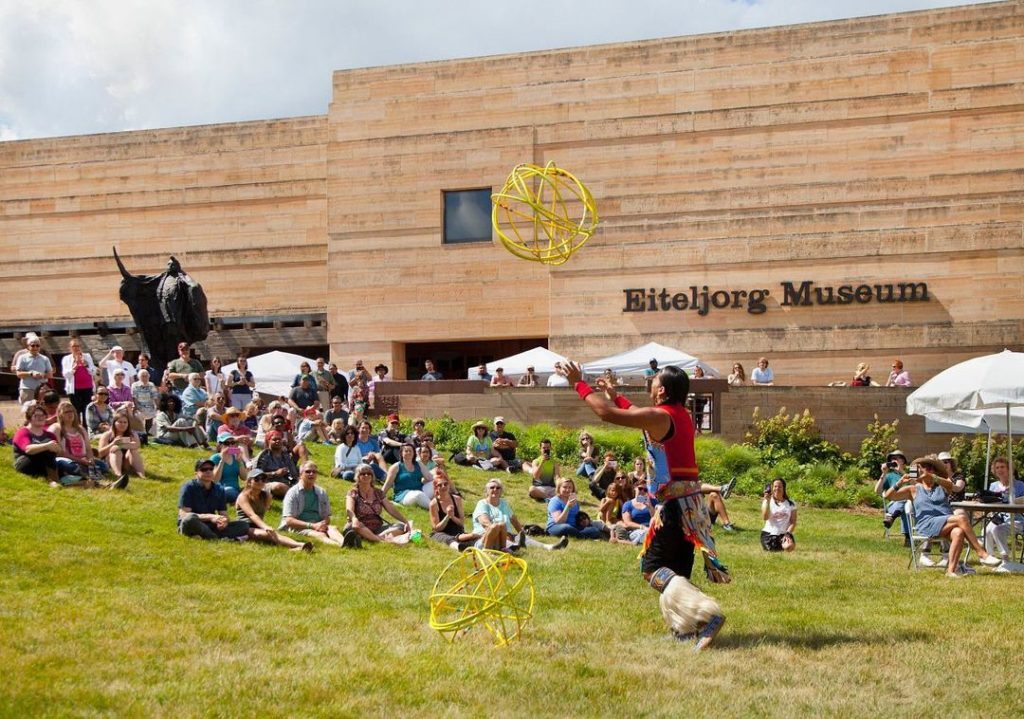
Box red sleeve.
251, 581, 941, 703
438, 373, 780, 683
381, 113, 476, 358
12, 427, 33, 453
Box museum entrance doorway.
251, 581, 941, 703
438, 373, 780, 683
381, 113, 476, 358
404, 338, 547, 381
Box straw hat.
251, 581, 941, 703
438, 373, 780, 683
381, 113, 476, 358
912, 456, 948, 479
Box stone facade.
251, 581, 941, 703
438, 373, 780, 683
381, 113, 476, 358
2, 2, 1023, 386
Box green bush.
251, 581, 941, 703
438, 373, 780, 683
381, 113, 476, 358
950, 433, 1024, 493
745, 406, 852, 467
858, 415, 901, 474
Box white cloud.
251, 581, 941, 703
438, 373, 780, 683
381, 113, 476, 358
0, 0, 993, 140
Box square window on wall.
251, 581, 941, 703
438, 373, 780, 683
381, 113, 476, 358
443, 189, 493, 244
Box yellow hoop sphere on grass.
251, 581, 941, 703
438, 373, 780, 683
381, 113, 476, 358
491, 162, 598, 266
428, 548, 534, 646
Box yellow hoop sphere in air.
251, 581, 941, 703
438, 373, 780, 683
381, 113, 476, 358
428, 548, 534, 646
491, 162, 598, 266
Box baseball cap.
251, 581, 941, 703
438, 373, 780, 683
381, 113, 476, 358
494, 416, 505, 424
195, 458, 215, 471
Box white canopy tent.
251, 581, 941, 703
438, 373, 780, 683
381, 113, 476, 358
465, 346, 570, 383
222, 350, 317, 400
582, 341, 719, 381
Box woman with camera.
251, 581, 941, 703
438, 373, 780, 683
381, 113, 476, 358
884, 457, 1002, 577
547, 477, 604, 540
875, 450, 910, 542
761, 479, 797, 551
524, 438, 560, 500
210, 430, 248, 504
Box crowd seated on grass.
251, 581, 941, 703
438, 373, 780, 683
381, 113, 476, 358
11, 341, 1016, 580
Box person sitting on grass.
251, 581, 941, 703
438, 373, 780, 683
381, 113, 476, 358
576, 431, 599, 478
616, 483, 656, 544
14, 404, 63, 486
548, 477, 604, 540
180, 373, 209, 429
472, 478, 529, 551
234, 469, 313, 552
344, 463, 413, 546
428, 469, 479, 551
326, 419, 347, 444
85, 387, 114, 437
50, 400, 109, 484
178, 458, 250, 541
355, 420, 388, 481
883, 457, 1003, 577
254, 430, 300, 499
703, 482, 736, 532
463, 421, 507, 471
599, 481, 626, 540
152, 393, 207, 449
381, 443, 433, 509
204, 394, 229, 444
280, 462, 358, 548
96, 412, 144, 486
211, 431, 248, 504
377, 413, 407, 465
331, 426, 362, 480
627, 456, 649, 488
297, 407, 330, 444
324, 395, 349, 428
489, 417, 522, 472
587, 451, 619, 499
760, 479, 797, 552
524, 438, 559, 501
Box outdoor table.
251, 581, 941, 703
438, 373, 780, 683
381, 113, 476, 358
951, 501, 1024, 562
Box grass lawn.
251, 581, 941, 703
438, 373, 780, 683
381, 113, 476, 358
2, 441, 1023, 718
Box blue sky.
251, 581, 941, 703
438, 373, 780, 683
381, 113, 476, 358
0, 0, 991, 141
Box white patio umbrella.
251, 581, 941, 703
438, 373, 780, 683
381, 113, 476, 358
907, 349, 1024, 502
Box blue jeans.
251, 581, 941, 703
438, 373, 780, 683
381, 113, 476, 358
547, 523, 603, 540
576, 461, 596, 478
56, 457, 109, 477
886, 501, 910, 537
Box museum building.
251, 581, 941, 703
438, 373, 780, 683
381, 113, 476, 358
1, 0, 1022, 385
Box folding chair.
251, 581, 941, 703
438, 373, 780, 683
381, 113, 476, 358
905, 499, 933, 570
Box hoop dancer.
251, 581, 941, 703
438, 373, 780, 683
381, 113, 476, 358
558, 362, 729, 651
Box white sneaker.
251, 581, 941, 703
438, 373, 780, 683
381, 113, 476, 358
935, 555, 949, 569
980, 554, 1003, 567
918, 553, 936, 567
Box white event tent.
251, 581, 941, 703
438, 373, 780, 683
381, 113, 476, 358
583, 341, 719, 381
222, 350, 316, 400
466, 346, 569, 382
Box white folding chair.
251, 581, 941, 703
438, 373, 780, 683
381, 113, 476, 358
905, 499, 933, 570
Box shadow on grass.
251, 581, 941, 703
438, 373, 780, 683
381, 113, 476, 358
715, 629, 930, 651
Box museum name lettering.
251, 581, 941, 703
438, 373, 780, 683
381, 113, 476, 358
621, 281, 930, 316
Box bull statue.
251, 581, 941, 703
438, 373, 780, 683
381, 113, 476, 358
113, 247, 209, 383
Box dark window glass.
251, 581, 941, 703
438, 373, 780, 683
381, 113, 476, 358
443, 189, 492, 244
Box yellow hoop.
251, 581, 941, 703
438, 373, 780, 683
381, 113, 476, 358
428, 548, 534, 646
491, 162, 598, 266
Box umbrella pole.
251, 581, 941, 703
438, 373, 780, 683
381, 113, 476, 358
1008, 404, 1018, 561
984, 430, 993, 494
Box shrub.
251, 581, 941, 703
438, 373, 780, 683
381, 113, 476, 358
858, 415, 901, 474
950, 433, 1024, 493
744, 407, 851, 467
